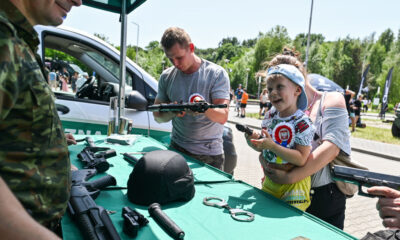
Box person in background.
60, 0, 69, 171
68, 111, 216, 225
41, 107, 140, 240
62, 67, 70, 84
246, 63, 315, 211
240, 88, 248, 118
60, 73, 69, 92
48, 69, 57, 90
71, 71, 78, 93
354, 94, 363, 129
235, 84, 243, 114
0, 0, 81, 239
345, 89, 356, 132
259, 88, 269, 118
76, 72, 89, 90
263, 48, 351, 230
153, 27, 230, 170
362, 96, 369, 112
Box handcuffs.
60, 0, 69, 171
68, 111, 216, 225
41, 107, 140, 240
203, 197, 255, 222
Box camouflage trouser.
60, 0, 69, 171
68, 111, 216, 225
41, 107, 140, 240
170, 141, 224, 170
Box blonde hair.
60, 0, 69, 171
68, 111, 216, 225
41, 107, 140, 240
161, 27, 192, 50
266, 47, 307, 83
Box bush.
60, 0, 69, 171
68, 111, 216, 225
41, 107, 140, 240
388, 103, 394, 112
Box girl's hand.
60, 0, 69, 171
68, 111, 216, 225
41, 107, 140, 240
245, 132, 262, 152
251, 129, 274, 150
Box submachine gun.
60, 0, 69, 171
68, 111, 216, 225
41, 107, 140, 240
332, 165, 400, 197
68, 169, 120, 240
147, 101, 228, 113
77, 137, 116, 172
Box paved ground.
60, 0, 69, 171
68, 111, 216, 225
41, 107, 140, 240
227, 105, 400, 239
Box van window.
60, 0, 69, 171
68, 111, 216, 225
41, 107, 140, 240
86, 51, 133, 86
42, 30, 156, 104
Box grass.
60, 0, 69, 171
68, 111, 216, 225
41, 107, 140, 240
350, 126, 400, 145
247, 112, 263, 119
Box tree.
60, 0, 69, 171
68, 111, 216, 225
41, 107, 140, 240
146, 41, 161, 51
369, 43, 386, 76
94, 33, 113, 46
230, 49, 256, 94
378, 29, 394, 52
242, 38, 257, 48
218, 37, 240, 47
293, 33, 325, 49
253, 25, 290, 71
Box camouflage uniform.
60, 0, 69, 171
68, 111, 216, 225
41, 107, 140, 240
0, 0, 70, 228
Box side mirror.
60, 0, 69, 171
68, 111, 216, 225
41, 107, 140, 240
125, 90, 148, 111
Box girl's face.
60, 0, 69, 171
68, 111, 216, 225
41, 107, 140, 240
266, 75, 301, 117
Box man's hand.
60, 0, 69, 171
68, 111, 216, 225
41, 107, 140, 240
66, 133, 77, 145
367, 186, 400, 229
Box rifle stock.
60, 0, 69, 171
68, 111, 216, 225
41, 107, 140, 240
68, 169, 120, 240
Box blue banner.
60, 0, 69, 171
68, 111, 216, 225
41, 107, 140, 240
357, 64, 370, 98
380, 67, 394, 116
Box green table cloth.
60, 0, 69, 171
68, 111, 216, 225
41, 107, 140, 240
62, 135, 356, 240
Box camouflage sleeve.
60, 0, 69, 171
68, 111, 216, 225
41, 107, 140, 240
0, 23, 21, 120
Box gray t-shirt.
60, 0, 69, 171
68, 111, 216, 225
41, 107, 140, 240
156, 59, 230, 155
311, 93, 352, 188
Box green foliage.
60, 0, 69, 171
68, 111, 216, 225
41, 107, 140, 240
44, 48, 91, 73
242, 38, 257, 48
388, 103, 394, 111
369, 43, 386, 75
253, 25, 290, 70
219, 37, 240, 47
88, 25, 400, 108
378, 29, 394, 52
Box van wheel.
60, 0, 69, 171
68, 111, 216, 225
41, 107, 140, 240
392, 123, 400, 138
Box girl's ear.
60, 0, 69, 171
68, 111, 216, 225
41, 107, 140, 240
295, 86, 302, 97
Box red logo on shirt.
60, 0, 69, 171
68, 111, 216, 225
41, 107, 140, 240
189, 93, 205, 103
272, 122, 294, 148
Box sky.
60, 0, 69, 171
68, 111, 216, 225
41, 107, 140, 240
61, 0, 400, 49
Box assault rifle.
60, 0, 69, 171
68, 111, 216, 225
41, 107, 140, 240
147, 101, 227, 113
77, 137, 116, 173
332, 165, 400, 197
68, 169, 120, 240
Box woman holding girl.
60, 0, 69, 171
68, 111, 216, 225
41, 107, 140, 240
262, 48, 351, 230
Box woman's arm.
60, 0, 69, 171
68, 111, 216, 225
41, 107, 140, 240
265, 140, 339, 184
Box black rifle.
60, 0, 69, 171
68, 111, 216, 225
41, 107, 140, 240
77, 137, 116, 172
332, 165, 400, 197
68, 169, 120, 240
147, 101, 227, 113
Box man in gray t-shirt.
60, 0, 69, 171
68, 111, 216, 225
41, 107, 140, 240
154, 27, 230, 170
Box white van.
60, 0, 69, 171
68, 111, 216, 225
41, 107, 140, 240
35, 26, 237, 173
35, 25, 172, 138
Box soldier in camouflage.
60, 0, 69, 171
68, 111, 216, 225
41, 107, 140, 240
0, 0, 81, 239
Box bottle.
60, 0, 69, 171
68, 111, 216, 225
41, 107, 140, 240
107, 97, 118, 136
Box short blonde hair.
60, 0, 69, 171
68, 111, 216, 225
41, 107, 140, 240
161, 27, 191, 50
